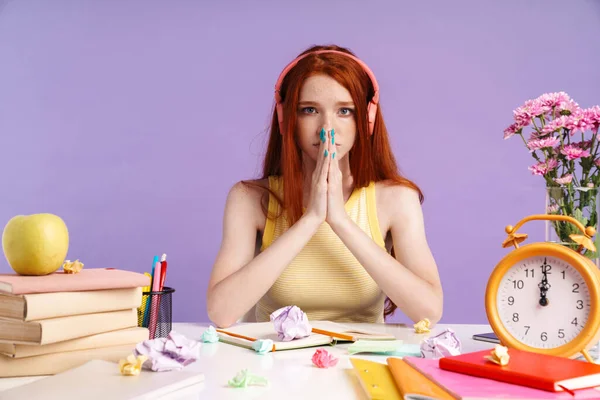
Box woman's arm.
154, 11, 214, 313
206, 182, 321, 328
330, 184, 443, 325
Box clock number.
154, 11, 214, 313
524, 325, 530, 335
541, 332, 548, 341
513, 280, 524, 290
541, 264, 552, 274
562, 270, 566, 279
508, 296, 515, 305
573, 283, 580, 293
558, 329, 565, 339
525, 269, 534, 278
572, 317, 578, 326
577, 300, 584, 310
512, 313, 519, 322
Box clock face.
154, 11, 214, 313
497, 255, 591, 349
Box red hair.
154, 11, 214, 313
244, 44, 424, 319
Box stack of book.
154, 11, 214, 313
0, 268, 151, 377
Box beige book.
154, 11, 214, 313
0, 308, 138, 345
0, 287, 143, 321
0, 344, 137, 377
0, 359, 205, 399
0, 326, 149, 358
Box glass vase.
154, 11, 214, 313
545, 185, 600, 361
545, 185, 600, 265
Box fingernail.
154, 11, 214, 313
320, 128, 325, 143
331, 129, 335, 144
324, 150, 328, 157
332, 152, 336, 159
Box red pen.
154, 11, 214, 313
159, 253, 168, 290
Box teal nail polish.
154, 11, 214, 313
320, 128, 325, 143
324, 150, 328, 157
331, 129, 335, 144
332, 152, 336, 159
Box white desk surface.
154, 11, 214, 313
0, 322, 495, 399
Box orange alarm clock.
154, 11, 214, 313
485, 214, 600, 363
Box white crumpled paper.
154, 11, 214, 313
134, 330, 201, 372
420, 328, 462, 359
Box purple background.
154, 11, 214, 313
1, 0, 599, 324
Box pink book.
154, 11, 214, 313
403, 356, 600, 399
0, 268, 151, 295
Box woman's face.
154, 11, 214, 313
295, 74, 357, 163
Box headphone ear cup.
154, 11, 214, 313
367, 102, 377, 135
276, 103, 285, 135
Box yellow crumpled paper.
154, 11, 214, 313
485, 344, 510, 366
62, 259, 84, 274
119, 354, 148, 376
414, 318, 431, 334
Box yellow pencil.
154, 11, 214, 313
138, 272, 152, 327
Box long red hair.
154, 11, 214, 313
244, 44, 424, 319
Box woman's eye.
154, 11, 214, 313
301, 107, 317, 114
339, 108, 354, 116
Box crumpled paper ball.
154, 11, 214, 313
62, 259, 84, 274
486, 344, 510, 366
227, 369, 269, 388
134, 330, 201, 372
201, 326, 219, 343
414, 318, 431, 333
270, 305, 312, 341
420, 328, 461, 359
119, 354, 148, 376
252, 339, 274, 354
311, 348, 338, 368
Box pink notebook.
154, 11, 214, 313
0, 268, 151, 294
403, 356, 600, 399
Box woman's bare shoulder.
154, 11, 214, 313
226, 178, 270, 229
374, 180, 422, 218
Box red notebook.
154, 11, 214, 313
405, 356, 600, 399
439, 348, 600, 393
0, 268, 151, 294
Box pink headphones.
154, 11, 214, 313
274, 49, 380, 136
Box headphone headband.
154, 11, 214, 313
274, 49, 379, 135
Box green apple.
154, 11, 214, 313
2, 213, 69, 276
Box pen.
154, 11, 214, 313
311, 328, 354, 341
159, 253, 168, 290
143, 255, 160, 327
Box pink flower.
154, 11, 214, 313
526, 136, 559, 152
566, 110, 595, 134
311, 349, 339, 368
583, 106, 600, 134
536, 92, 572, 110
541, 115, 571, 135
503, 122, 523, 140
554, 174, 573, 185
556, 99, 581, 116
575, 140, 593, 150
513, 99, 544, 127
561, 144, 591, 160
528, 158, 559, 176
594, 159, 600, 167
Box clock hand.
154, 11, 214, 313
538, 259, 551, 307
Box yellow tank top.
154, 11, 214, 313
254, 175, 387, 323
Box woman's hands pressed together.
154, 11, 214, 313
304, 127, 349, 229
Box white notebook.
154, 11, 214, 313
0, 359, 205, 400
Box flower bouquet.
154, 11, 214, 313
503, 92, 600, 260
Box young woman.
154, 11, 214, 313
207, 44, 443, 328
